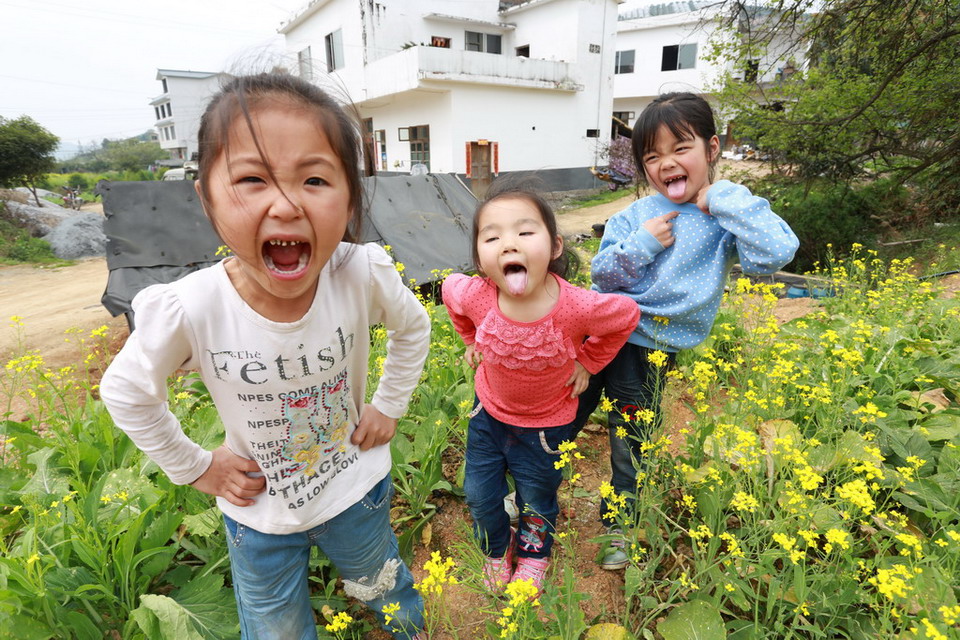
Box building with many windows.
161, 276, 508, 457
280, 0, 620, 191
150, 69, 222, 165
612, 1, 802, 142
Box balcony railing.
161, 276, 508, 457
362, 46, 580, 100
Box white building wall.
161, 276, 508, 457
153, 73, 221, 161
281, 0, 618, 180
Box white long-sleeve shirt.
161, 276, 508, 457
100, 243, 430, 534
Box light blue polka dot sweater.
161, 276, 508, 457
591, 180, 799, 352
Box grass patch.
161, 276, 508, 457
0, 202, 63, 265
560, 187, 635, 211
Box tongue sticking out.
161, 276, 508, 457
264, 242, 309, 273
666, 177, 687, 200
504, 266, 528, 296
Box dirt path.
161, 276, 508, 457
0, 257, 126, 368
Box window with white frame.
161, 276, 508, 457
615, 50, 635, 74
661, 43, 697, 71
325, 29, 344, 71
465, 31, 501, 54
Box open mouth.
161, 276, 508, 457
263, 239, 311, 277
503, 263, 528, 296
664, 175, 688, 200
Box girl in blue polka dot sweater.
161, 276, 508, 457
575, 92, 799, 570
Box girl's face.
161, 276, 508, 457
641, 123, 720, 205
476, 196, 562, 299
197, 103, 351, 319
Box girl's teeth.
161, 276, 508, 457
269, 240, 301, 247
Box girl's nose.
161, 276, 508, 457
267, 189, 303, 220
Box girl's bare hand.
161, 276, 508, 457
351, 404, 397, 450
191, 445, 265, 507
565, 361, 592, 398
465, 343, 482, 369
643, 210, 679, 247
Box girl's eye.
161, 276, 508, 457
239, 176, 264, 184
306, 177, 327, 186
643, 155, 657, 164
483, 236, 499, 243
519, 231, 534, 236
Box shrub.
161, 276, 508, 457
0, 202, 59, 263
749, 177, 908, 272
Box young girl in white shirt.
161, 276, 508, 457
100, 72, 430, 639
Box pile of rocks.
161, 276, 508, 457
1, 188, 106, 260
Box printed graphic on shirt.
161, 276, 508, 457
278, 369, 350, 477
519, 515, 548, 552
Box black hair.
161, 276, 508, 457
631, 92, 719, 182
470, 177, 576, 279
195, 71, 367, 244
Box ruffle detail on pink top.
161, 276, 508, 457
474, 310, 576, 371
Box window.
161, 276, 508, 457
586, 129, 600, 138
155, 107, 161, 121
298, 46, 312, 79
661, 43, 697, 71
161, 78, 168, 93
516, 45, 529, 58
169, 125, 176, 140
465, 31, 501, 54
431, 36, 450, 48
744, 59, 759, 83
615, 50, 635, 74
325, 29, 344, 71
409, 125, 430, 171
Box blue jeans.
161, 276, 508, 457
574, 343, 674, 525
464, 399, 574, 560
223, 474, 423, 639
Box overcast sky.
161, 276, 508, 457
0, 0, 305, 154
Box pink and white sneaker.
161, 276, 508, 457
510, 556, 550, 595
482, 530, 515, 589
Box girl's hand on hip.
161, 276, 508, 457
191, 445, 265, 507
352, 404, 397, 450
566, 361, 591, 398
643, 210, 679, 247
465, 343, 482, 369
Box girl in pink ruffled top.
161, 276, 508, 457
441, 182, 639, 594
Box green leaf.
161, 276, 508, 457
167, 573, 239, 639
917, 412, 960, 442
61, 610, 102, 640
18, 448, 69, 499
133, 595, 207, 640
0, 613, 54, 640
182, 507, 222, 538
657, 600, 726, 640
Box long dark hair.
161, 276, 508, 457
632, 92, 719, 182
195, 71, 366, 244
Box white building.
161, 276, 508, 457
150, 69, 222, 165
280, 0, 621, 190
612, 1, 803, 144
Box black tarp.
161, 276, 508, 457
98, 174, 477, 320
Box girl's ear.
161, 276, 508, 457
193, 180, 208, 216
707, 135, 721, 163
552, 235, 564, 260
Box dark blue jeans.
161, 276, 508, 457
574, 343, 674, 525
464, 399, 575, 560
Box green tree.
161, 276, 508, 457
0, 116, 59, 206
100, 139, 166, 172
708, 0, 960, 215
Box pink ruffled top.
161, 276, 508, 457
442, 273, 639, 428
